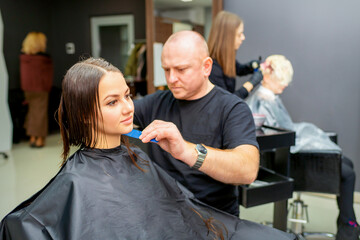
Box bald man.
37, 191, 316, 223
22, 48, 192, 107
134, 31, 259, 217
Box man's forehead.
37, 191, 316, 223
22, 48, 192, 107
163, 42, 206, 59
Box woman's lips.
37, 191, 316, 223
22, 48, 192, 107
121, 116, 133, 125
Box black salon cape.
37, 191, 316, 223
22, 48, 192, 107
0, 145, 295, 240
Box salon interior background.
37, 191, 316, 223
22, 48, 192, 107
1, 0, 360, 190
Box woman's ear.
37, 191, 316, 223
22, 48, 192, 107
203, 57, 213, 77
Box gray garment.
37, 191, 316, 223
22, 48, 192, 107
246, 86, 341, 153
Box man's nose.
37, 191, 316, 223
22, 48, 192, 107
167, 69, 177, 84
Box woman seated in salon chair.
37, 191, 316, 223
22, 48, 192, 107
246, 54, 359, 240
0, 57, 296, 240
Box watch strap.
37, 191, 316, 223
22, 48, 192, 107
192, 144, 207, 169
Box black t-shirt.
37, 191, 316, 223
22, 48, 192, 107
134, 86, 258, 216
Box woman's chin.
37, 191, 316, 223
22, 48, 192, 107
123, 125, 134, 135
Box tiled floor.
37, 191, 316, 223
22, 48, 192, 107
1, 133, 359, 239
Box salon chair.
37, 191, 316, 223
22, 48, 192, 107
287, 133, 341, 239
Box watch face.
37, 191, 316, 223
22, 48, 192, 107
197, 144, 207, 154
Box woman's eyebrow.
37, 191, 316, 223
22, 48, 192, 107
103, 86, 130, 101
103, 94, 120, 101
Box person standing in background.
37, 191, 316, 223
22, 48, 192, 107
208, 11, 263, 99
20, 32, 53, 148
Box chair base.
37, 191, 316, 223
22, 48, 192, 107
302, 232, 335, 239
288, 193, 335, 239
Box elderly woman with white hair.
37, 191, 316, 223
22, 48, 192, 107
246, 55, 359, 240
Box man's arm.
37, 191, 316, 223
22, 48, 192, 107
139, 120, 259, 185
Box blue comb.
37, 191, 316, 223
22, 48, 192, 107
124, 129, 158, 143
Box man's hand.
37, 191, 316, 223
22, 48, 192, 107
139, 120, 195, 165
139, 120, 259, 185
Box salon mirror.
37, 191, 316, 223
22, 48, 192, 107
145, 0, 223, 93
154, 0, 213, 42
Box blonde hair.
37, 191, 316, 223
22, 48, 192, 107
208, 11, 242, 77
21, 32, 47, 54
263, 55, 293, 85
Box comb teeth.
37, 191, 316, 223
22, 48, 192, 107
123, 129, 158, 143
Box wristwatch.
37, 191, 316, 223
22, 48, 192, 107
192, 144, 208, 169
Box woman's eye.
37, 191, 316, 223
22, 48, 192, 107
107, 100, 117, 106
125, 94, 133, 99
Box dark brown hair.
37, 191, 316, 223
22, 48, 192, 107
193, 209, 228, 240
57, 57, 141, 169
58, 57, 226, 238
208, 11, 242, 77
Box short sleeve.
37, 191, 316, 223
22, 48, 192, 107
222, 101, 259, 149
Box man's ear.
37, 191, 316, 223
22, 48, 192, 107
202, 57, 213, 77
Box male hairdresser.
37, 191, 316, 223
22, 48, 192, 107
134, 31, 259, 217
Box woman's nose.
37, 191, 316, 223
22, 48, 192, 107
122, 99, 134, 113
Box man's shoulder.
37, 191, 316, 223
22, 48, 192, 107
134, 90, 174, 109
138, 90, 173, 102
211, 85, 245, 104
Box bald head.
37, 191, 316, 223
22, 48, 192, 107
160, 31, 214, 100
163, 31, 209, 59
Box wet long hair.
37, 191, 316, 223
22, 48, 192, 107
57, 58, 141, 169
58, 57, 227, 239
208, 11, 242, 77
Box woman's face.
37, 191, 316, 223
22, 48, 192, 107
262, 63, 289, 95
234, 23, 245, 50
261, 56, 292, 95
266, 77, 288, 95
96, 71, 134, 148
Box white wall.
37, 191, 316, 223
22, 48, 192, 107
0, 9, 13, 152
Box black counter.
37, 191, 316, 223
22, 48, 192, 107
239, 125, 295, 231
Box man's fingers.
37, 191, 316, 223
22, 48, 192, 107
140, 120, 174, 143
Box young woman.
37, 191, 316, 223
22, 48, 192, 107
0, 58, 295, 240
208, 11, 263, 99
20, 31, 53, 148
246, 55, 359, 240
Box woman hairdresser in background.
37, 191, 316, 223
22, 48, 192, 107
208, 11, 262, 99
20, 31, 53, 148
